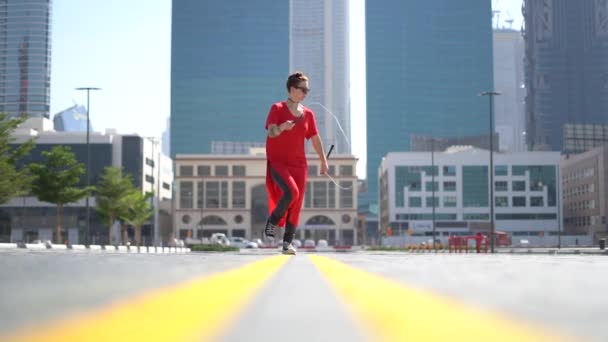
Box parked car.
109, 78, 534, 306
210, 233, 231, 246
304, 239, 316, 248
317, 239, 329, 248
230, 237, 258, 249
292, 239, 302, 248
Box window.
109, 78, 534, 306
162, 182, 170, 190
197, 181, 204, 208
232, 181, 246, 208
145, 158, 155, 167
463, 166, 488, 207
443, 181, 456, 191
339, 165, 353, 176
495, 196, 508, 207
339, 181, 353, 208
512, 181, 526, 191
328, 165, 336, 175
308, 165, 318, 176
328, 182, 336, 208
179, 181, 193, 208
531, 197, 544, 207
443, 196, 457, 207
530, 181, 544, 191
494, 165, 508, 176
426, 197, 439, 207
463, 213, 489, 220
495, 181, 508, 191
215, 165, 228, 176
197, 165, 211, 176
512, 165, 527, 176
313, 181, 327, 208
145, 174, 154, 184
304, 182, 312, 208
206, 182, 219, 208
220, 181, 228, 208
443, 166, 456, 176
180, 165, 193, 177
409, 197, 422, 207
512, 197, 526, 207
426, 181, 438, 191
232, 165, 246, 177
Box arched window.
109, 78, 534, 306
305, 215, 335, 225
200, 215, 228, 225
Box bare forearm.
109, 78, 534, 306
267, 124, 281, 138
311, 135, 327, 163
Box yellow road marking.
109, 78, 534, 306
5, 255, 290, 342
309, 255, 570, 342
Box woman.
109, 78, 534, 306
264, 72, 329, 255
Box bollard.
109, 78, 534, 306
600, 239, 606, 250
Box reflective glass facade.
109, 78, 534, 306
523, 0, 608, 151
0, 0, 51, 118
291, 0, 350, 154
365, 0, 493, 206
170, 0, 288, 156
53, 104, 90, 132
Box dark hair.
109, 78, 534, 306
286, 72, 309, 91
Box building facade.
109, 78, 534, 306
52, 104, 90, 132
365, 0, 494, 209
170, 0, 288, 157
0, 118, 172, 244
290, 0, 350, 154
523, 0, 608, 151
0, 0, 52, 119
563, 123, 608, 155
174, 154, 358, 245
494, 28, 526, 152
379, 148, 561, 243
561, 145, 608, 241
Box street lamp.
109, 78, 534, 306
75, 87, 101, 246
480, 91, 501, 253
431, 137, 436, 252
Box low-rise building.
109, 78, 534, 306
174, 153, 358, 245
561, 145, 608, 241
379, 147, 563, 244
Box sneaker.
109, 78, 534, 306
282, 242, 297, 255
264, 219, 279, 241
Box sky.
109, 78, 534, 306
50, 0, 524, 179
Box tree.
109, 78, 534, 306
121, 190, 153, 246
0, 113, 34, 204
29, 146, 91, 244
95, 166, 135, 245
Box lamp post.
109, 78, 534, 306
431, 137, 436, 251
480, 91, 500, 253
75, 87, 101, 246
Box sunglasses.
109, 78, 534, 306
295, 86, 310, 94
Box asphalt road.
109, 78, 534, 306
0, 248, 606, 341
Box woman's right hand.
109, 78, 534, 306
279, 120, 296, 132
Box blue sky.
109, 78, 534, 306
51, 0, 523, 178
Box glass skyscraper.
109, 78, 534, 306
290, 0, 350, 154
0, 0, 52, 119
53, 104, 91, 132
170, 0, 289, 157
365, 0, 493, 207
523, 0, 608, 151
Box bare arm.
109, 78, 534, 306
267, 121, 295, 138
311, 134, 329, 174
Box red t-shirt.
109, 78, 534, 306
265, 102, 319, 166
